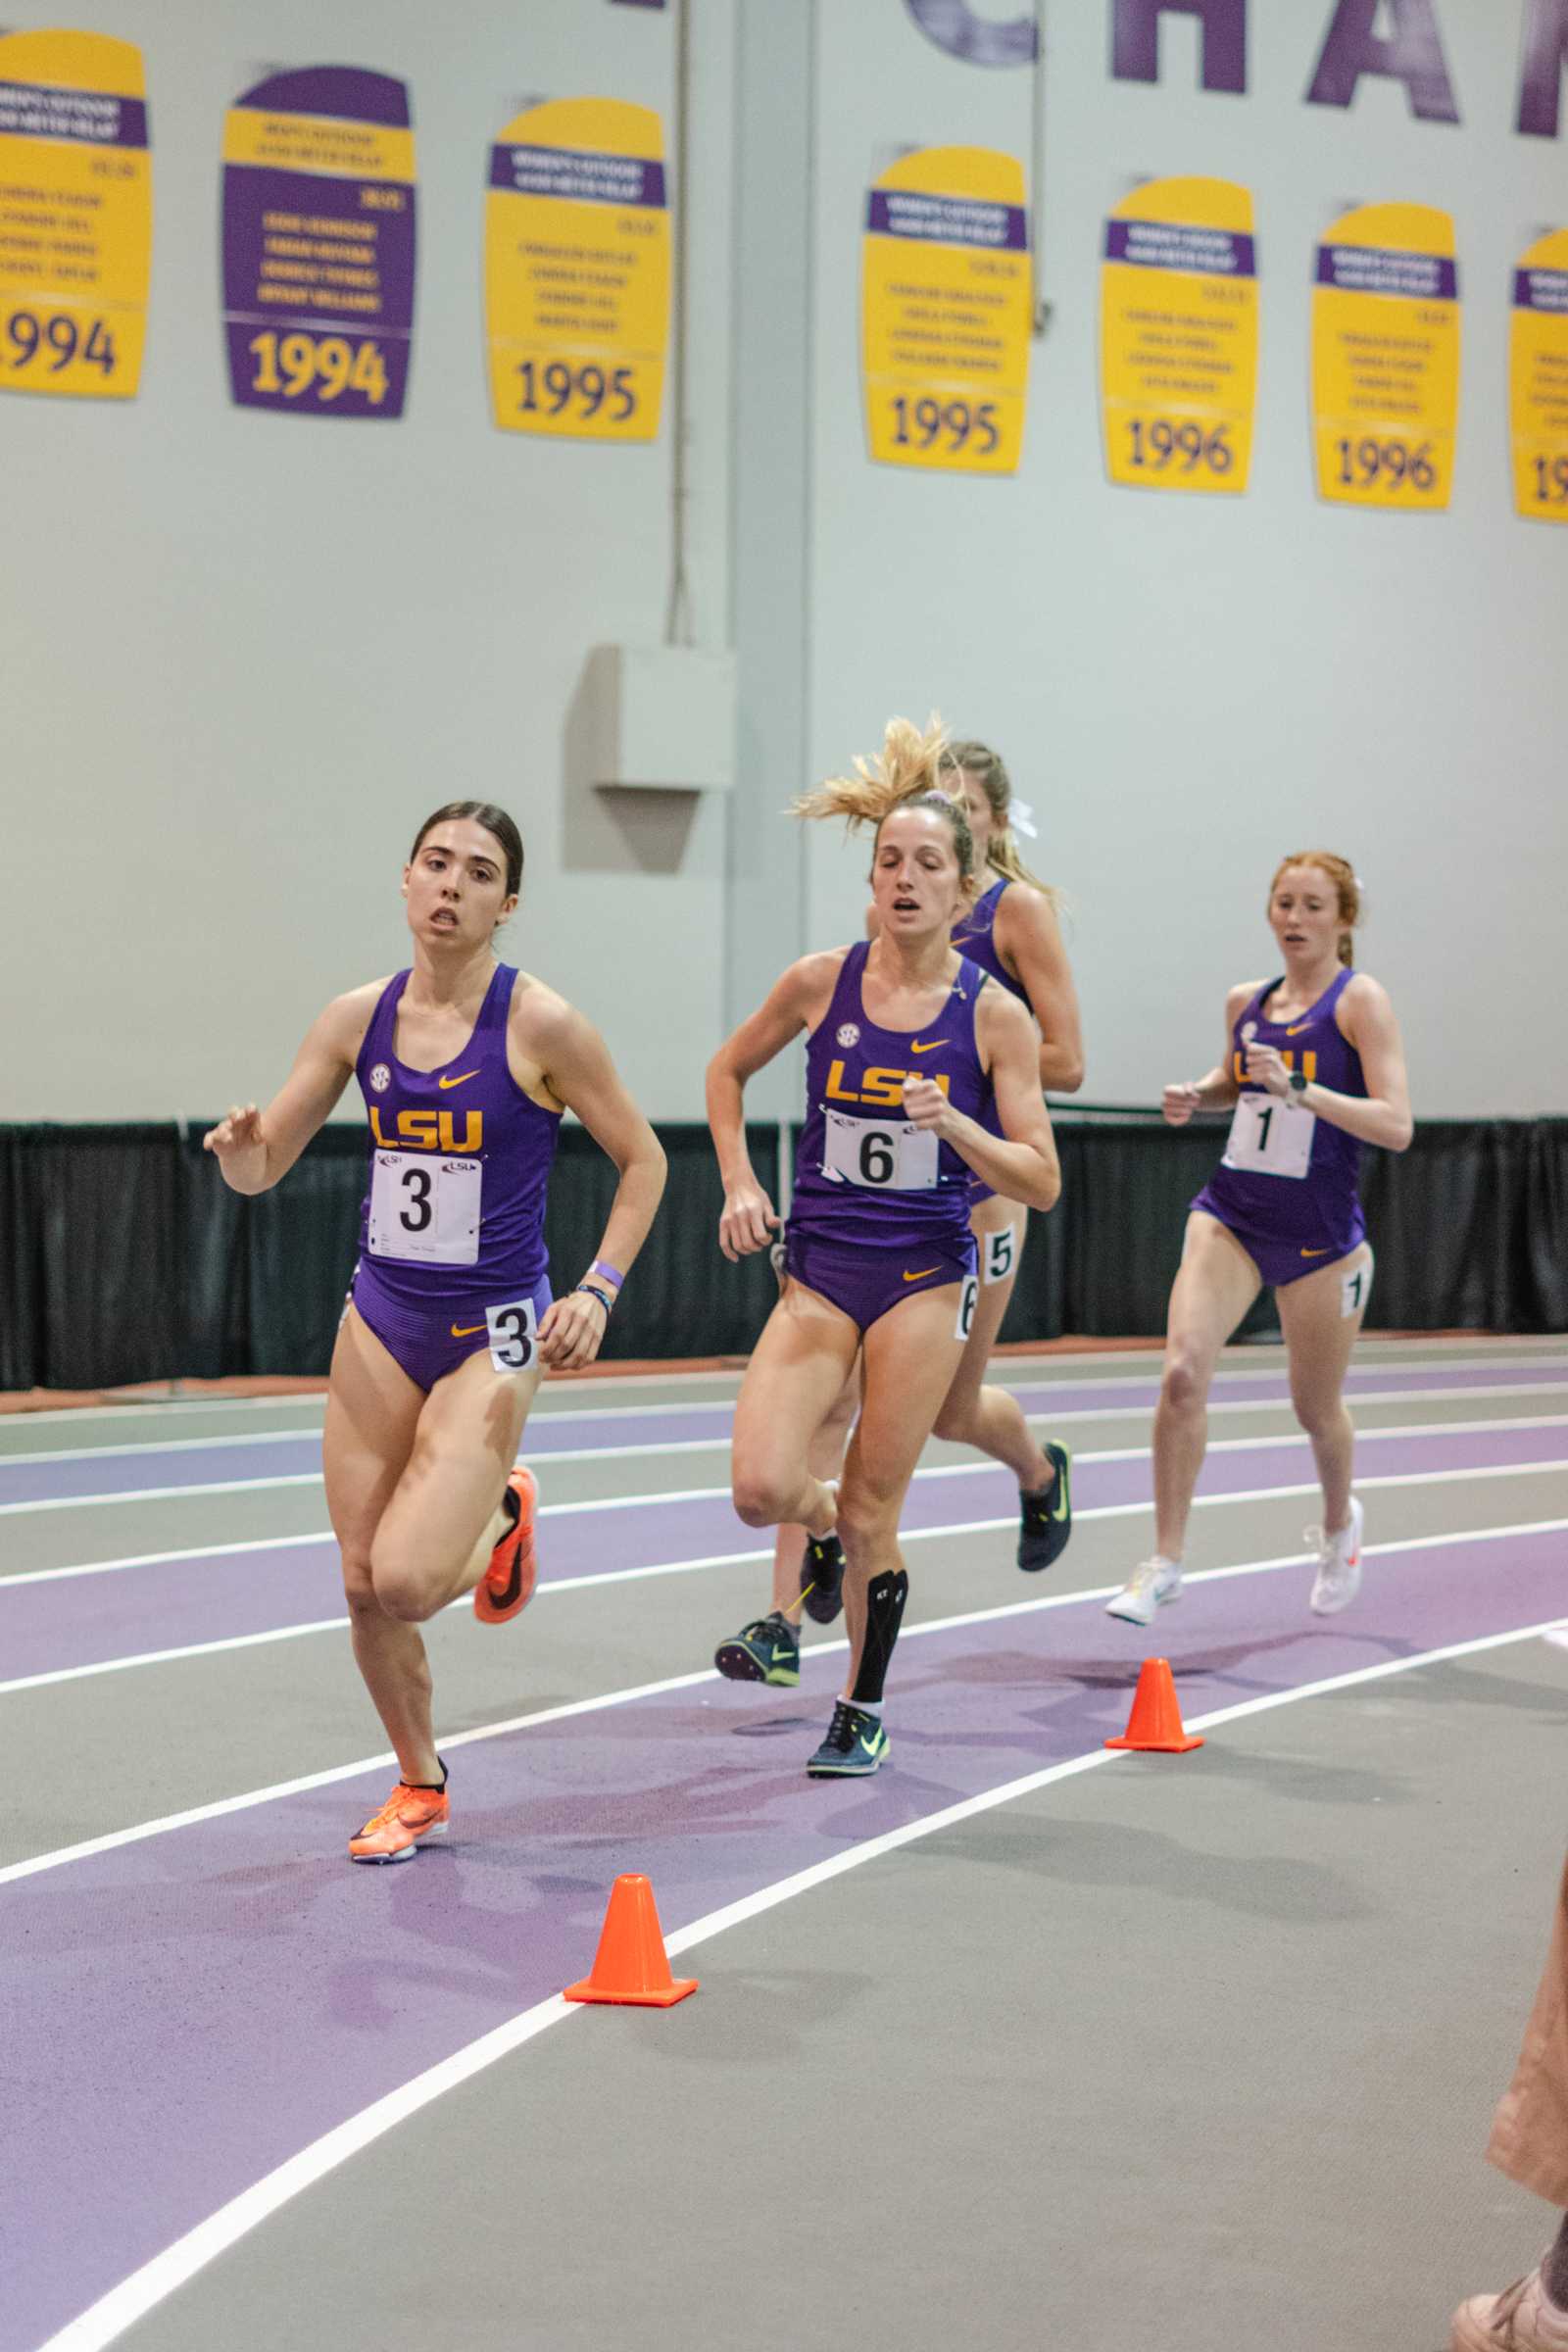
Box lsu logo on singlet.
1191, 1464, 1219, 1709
1232, 1049, 1317, 1085
368, 1107, 483, 1152
824, 1059, 952, 1105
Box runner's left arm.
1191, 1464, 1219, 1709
533, 1002, 668, 1369
903, 989, 1061, 1211
996, 886, 1085, 1094
1243, 975, 1412, 1152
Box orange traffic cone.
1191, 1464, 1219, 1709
563, 1874, 699, 2007
1104, 1657, 1204, 1753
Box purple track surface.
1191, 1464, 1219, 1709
5, 1516, 1565, 2351
1, 1361, 1560, 1506
5, 1420, 1565, 1683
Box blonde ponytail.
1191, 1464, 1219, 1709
793, 714, 977, 877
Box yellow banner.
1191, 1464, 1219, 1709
1100, 176, 1257, 495
1510, 228, 1568, 525
0, 29, 152, 400
484, 97, 669, 443
1310, 202, 1460, 511
861, 145, 1031, 474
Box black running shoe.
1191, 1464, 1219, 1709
807, 1699, 888, 1779
1017, 1441, 1072, 1573
799, 1531, 846, 1626
714, 1612, 800, 1687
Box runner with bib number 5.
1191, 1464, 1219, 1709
203, 802, 665, 1862
708, 721, 1060, 1779
1104, 853, 1411, 1630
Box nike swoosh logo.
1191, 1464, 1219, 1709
860, 1735, 885, 1760
450, 1321, 485, 1337
904, 1266, 941, 1282
1299, 1249, 1331, 1259
909, 1040, 946, 1054
438, 1069, 480, 1089
1285, 1023, 1311, 1037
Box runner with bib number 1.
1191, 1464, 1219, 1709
203, 801, 665, 1863
1104, 852, 1412, 1631
707, 719, 1060, 1778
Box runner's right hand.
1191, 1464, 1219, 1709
718, 1182, 781, 1261
1161, 1082, 1202, 1127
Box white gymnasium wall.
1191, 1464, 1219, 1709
2, 0, 734, 1120
802, 2, 1568, 1118
2, 0, 1564, 1122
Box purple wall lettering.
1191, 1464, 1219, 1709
904, 0, 1038, 70
1518, 0, 1568, 135
1305, 0, 1460, 123
1111, 0, 1247, 95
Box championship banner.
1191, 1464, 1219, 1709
1310, 203, 1460, 511
221, 66, 416, 420
1099, 176, 1257, 494
0, 29, 151, 401
861, 145, 1031, 474
1510, 229, 1568, 523
484, 98, 669, 442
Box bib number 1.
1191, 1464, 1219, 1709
1222, 1093, 1314, 1181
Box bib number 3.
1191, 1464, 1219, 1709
486, 1296, 539, 1373
368, 1151, 482, 1264
1222, 1094, 1314, 1181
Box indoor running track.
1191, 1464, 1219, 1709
4, 1334, 1566, 2352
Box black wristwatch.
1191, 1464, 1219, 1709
1288, 1069, 1310, 1096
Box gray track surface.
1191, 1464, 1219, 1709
6, 1336, 1567, 2352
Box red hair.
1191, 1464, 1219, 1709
1270, 852, 1361, 966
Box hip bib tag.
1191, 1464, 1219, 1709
822, 1107, 939, 1191
486, 1294, 538, 1372
1222, 1094, 1314, 1181
368, 1150, 482, 1264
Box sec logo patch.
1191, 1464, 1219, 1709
369, 1063, 391, 1094
836, 1024, 860, 1048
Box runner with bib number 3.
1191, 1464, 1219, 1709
708, 722, 1060, 1778
1104, 853, 1411, 1630
203, 802, 665, 1862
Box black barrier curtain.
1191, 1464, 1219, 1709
2, 1116, 1564, 1392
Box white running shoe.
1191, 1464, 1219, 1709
1104, 1557, 1183, 1625
1308, 1496, 1364, 1615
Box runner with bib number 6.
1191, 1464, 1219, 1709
1104, 853, 1411, 1630
203, 801, 665, 1862
708, 721, 1060, 1779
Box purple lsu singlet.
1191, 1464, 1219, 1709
353, 962, 561, 1309
951, 875, 1029, 1004
1192, 966, 1368, 1282
791, 940, 993, 1249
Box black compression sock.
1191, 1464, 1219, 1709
851, 1568, 908, 1706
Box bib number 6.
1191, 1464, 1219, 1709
955, 1275, 978, 1342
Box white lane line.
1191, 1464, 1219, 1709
9, 1418, 1568, 1590
5, 1407, 1565, 1521
33, 1591, 1568, 2352
7, 1363, 1563, 1472
3, 1498, 1562, 1746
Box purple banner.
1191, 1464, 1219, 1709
233, 66, 410, 128
1104, 217, 1256, 276
1315, 241, 1458, 299
221, 68, 416, 418
487, 142, 665, 207
1515, 266, 1568, 312
0, 77, 148, 147
866, 186, 1027, 251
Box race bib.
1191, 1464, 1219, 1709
983, 1221, 1019, 1285
822, 1107, 939, 1191
367, 1150, 482, 1263
956, 1274, 979, 1340
486, 1294, 538, 1372
1222, 1094, 1314, 1181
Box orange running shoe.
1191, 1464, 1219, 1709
473, 1466, 539, 1625
348, 1777, 450, 1865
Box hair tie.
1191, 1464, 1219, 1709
1007, 798, 1039, 840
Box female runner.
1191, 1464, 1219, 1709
1104, 852, 1411, 1627
710, 738, 1083, 1693
708, 721, 1060, 1776
204, 802, 665, 1860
